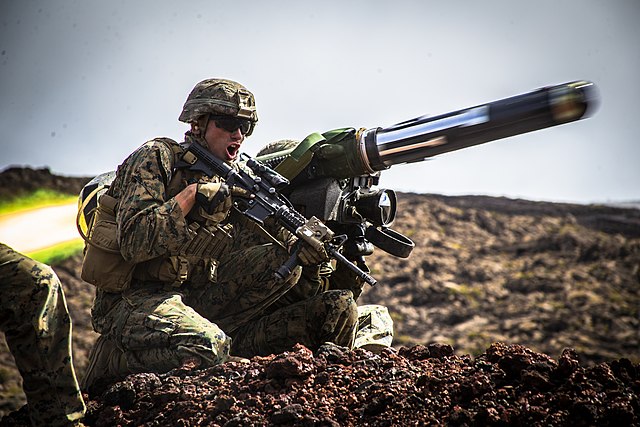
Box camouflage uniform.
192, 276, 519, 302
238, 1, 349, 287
0, 243, 85, 427
83, 78, 359, 392
237, 139, 395, 355
227, 212, 393, 357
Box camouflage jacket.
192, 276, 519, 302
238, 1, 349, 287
108, 138, 193, 264
107, 135, 293, 269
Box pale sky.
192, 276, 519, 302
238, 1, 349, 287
1, 0, 638, 204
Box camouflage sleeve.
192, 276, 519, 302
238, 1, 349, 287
112, 140, 191, 263
262, 217, 297, 248
327, 260, 367, 300
301, 262, 332, 292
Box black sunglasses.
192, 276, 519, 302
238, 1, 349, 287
209, 115, 253, 135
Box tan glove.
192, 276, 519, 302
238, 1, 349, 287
195, 182, 252, 223
296, 241, 330, 266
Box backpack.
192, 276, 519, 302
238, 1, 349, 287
76, 138, 184, 291
76, 138, 184, 242
76, 170, 116, 243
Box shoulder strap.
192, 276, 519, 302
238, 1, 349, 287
154, 137, 184, 169
153, 137, 193, 199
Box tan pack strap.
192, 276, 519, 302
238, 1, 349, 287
154, 137, 184, 169
76, 183, 110, 244
169, 257, 190, 287
98, 193, 119, 214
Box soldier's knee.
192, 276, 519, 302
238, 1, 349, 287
320, 289, 357, 314
354, 305, 394, 353
311, 290, 358, 346
99, 293, 233, 381
181, 325, 232, 366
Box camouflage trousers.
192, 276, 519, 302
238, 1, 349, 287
84, 242, 360, 392
0, 243, 86, 427
230, 288, 358, 357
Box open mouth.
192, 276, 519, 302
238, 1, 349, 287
227, 143, 241, 159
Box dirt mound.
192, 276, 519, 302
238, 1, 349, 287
5, 343, 639, 426
1, 167, 639, 425
85, 343, 640, 426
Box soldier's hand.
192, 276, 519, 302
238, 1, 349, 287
195, 182, 254, 223
196, 183, 253, 210
196, 182, 232, 216
297, 241, 330, 266
229, 186, 254, 200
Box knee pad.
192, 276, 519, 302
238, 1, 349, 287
354, 305, 394, 353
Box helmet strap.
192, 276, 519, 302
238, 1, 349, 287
191, 115, 210, 138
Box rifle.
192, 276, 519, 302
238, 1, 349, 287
255, 80, 597, 266
176, 141, 378, 286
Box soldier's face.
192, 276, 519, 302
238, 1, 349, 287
203, 117, 245, 162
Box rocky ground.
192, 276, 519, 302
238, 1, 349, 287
366, 193, 640, 365
1, 167, 639, 425
7, 342, 640, 426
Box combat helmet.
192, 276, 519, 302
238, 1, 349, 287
179, 78, 258, 135
256, 139, 300, 157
